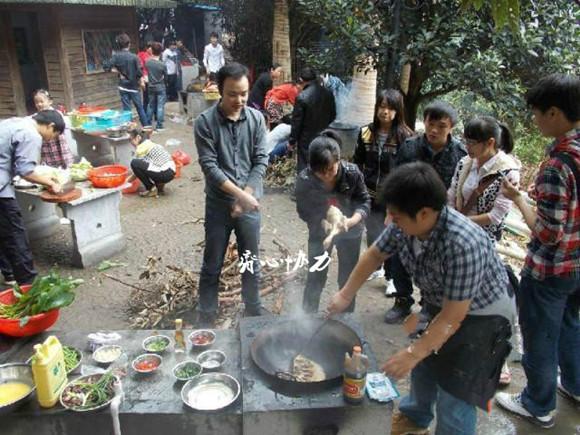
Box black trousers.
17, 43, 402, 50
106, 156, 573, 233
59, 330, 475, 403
166, 74, 178, 101
130, 159, 175, 190
0, 198, 37, 284
303, 233, 361, 313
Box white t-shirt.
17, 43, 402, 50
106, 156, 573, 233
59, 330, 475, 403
162, 48, 178, 75
203, 43, 225, 73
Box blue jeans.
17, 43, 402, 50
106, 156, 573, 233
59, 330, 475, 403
197, 200, 262, 314
268, 140, 289, 164
399, 361, 477, 434
119, 90, 149, 126
519, 275, 580, 416
147, 89, 166, 129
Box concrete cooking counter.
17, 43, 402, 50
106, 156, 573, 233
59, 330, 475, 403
0, 316, 392, 435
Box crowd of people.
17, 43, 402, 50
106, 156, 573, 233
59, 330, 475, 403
192, 64, 578, 435
0, 26, 577, 435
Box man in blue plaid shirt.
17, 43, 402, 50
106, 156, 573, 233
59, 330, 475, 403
328, 162, 515, 435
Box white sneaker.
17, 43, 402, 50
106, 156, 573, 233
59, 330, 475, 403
495, 392, 555, 428
385, 280, 397, 296
558, 376, 580, 403
367, 268, 385, 281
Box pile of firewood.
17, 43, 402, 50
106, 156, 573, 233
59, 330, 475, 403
265, 156, 296, 188
124, 240, 295, 329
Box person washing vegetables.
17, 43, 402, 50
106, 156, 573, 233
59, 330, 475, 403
127, 128, 176, 198
0, 110, 65, 286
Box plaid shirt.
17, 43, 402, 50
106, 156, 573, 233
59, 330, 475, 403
375, 207, 508, 310
40, 134, 74, 169
523, 128, 580, 280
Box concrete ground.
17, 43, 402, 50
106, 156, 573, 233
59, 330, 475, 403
19, 106, 580, 434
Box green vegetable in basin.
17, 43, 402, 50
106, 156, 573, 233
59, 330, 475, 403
0, 271, 83, 327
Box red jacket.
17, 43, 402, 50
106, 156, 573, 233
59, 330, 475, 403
264, 83, 299, 106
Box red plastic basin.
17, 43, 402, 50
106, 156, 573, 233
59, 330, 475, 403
88, 164, 129, 188
0, 285, 60, 337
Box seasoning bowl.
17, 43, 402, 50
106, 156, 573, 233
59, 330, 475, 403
181, 373, 240, 411
142, 335, 172, 353
196, 350, 226, 372
172, 360, 203, 382
188, 329, 216, 349
92, 345, 123, 365
132, 353, 162, 374
0, 363, 36, 415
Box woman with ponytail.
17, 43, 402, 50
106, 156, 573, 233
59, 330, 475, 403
295, 130, 371, 313
447, 115, 521, 386
448, 116, 520, 241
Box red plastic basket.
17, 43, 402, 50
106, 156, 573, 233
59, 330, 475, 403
0, 285, 60, 337
88, 164, 129, 188
122, 178, 141, 194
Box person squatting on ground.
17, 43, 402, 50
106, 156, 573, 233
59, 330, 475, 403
0, 111, 65, 286
194, 62, 270, 326
384, 101, 467, 325
296, 130, 370, 313
289, 67, 336, 173
145, 42, 168, 131
32, 89, 74, 169
495, 73, 580, 429
104, 33, 149, 127
353, 89, 414, 289
327, 162, 515, 435
127, 128, 175, 198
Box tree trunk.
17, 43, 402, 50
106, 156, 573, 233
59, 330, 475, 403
403, 61, 426, 130
272, 0, 292, 83
343, 57, 377, 126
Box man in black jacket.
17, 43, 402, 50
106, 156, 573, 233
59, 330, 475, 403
296, 131, 370, 313
290, 67, 336, 173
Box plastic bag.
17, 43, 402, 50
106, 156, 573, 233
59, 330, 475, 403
171, 150, 192, 166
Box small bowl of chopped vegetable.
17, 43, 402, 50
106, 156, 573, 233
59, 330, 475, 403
188, 329, 216, 349
142, 335, 172, 353
63, 346, 83, 374
92, 345, 123, 365
172, 360, 202, 382
197, 350, 226, 372
132, 354, 162, 374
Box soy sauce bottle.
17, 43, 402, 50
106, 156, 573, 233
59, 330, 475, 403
343, 345, 369, 404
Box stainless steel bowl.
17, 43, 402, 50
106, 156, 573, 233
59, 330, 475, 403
196, 350, 226, 371
0, 363, 36, 414
172, 360, 202, 382
92, 345, 123, 365
132, 353, 162, 374
142, 335, 172, 353
181, 373, 240, 411
188, 329, 216, 349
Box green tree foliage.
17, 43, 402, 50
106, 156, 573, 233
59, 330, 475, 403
297, 0, 579, 133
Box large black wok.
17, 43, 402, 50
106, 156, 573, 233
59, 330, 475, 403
250, 317, 361, 388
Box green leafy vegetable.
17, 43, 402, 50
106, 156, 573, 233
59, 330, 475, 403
97, 260, 127, 272
0, 271, 83, 326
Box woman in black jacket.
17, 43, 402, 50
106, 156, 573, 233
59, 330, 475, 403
296, 130, 371, 313
353, 89, 413, 284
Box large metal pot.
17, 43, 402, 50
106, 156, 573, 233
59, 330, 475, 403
250, 317, 361, 389
326, 121, 361, 159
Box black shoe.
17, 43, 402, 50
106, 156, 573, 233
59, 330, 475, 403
194, 310, 217, 328
243, 305, 271, 317
384, 298, 412, 324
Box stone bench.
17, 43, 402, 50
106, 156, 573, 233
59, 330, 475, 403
15, 182, 126, 268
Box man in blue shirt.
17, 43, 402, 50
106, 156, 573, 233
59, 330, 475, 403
0, 111, 64, 286
328, 162, 514, 435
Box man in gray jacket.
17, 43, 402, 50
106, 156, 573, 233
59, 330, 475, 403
194, 63, 269, 326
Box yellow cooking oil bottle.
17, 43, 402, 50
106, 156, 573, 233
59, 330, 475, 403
31, 336, 68, 408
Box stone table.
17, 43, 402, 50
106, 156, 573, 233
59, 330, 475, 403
72, 130, 134, 168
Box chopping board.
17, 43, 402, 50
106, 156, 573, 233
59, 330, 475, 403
40, 188, 82, 203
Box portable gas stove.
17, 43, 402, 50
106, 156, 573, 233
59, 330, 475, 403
240, 314, 392, 435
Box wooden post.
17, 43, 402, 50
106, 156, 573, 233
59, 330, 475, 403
272, 0, 292, 83
1, 14, 27, 115
54, 6, 75, 111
